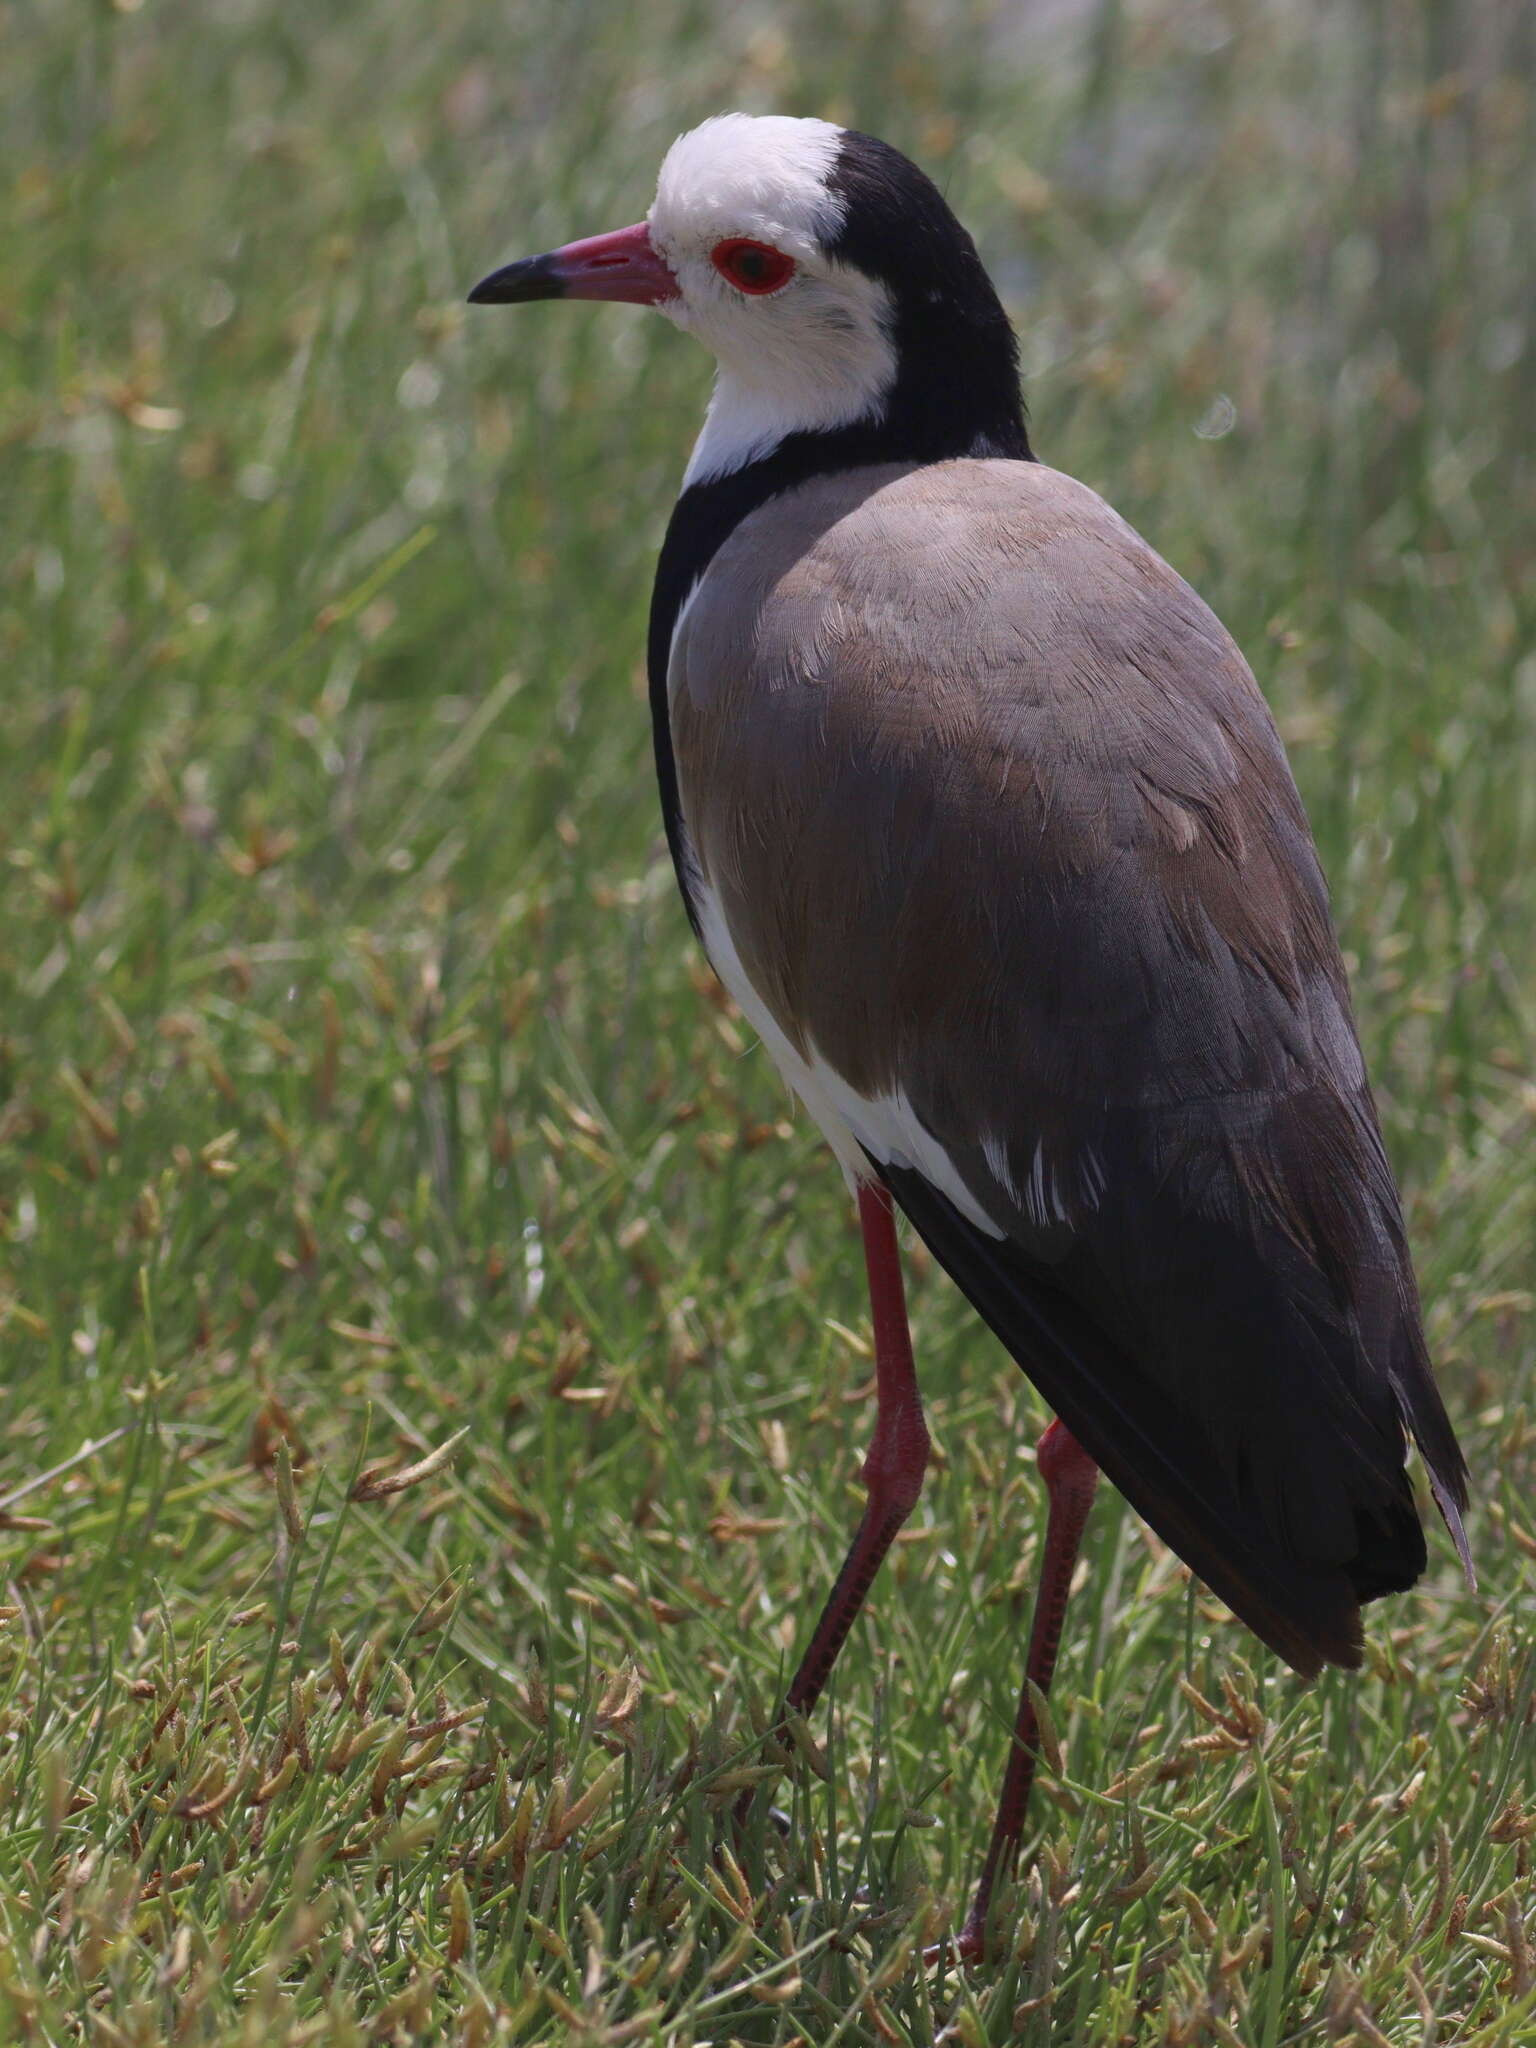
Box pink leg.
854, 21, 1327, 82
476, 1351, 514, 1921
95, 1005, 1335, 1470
781, 1181, 931, 1718
944, 1418, 1099, 1963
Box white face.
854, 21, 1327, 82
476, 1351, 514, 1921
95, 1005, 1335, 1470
647, 115, 898, 486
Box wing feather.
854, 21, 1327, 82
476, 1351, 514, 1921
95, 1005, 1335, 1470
669, 458, 1471, 1670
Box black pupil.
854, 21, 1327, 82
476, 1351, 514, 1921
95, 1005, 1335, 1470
736, 247, 769, 281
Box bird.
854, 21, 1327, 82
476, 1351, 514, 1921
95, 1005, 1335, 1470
468, 112, 1473, 1961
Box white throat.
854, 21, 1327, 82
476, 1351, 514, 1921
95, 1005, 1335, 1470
648, 113, 899, 490
682, 298, 897, 487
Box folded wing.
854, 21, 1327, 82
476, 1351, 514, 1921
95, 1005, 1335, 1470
668, 457, 1471, 1675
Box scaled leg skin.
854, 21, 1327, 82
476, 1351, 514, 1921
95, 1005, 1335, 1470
781, 1180, 931, 1719
942, 1418, 1099, 1965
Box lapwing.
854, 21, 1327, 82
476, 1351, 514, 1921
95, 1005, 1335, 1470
469, 113, 1473, 1960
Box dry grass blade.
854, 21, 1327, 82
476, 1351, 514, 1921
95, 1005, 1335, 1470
350, 1428, 472, 1503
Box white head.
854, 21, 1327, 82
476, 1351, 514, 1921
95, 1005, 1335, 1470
645, 116, 897, 484
469, 114, 1028, 489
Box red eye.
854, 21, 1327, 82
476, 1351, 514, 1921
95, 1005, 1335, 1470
710, 237, 796, 295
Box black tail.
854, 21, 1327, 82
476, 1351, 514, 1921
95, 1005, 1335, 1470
882, 1160, 1468, 1677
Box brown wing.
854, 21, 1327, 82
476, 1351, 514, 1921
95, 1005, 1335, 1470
670, 458, 1471, 1675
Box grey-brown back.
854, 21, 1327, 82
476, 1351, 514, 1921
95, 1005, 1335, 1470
669, 458, 1470, 1674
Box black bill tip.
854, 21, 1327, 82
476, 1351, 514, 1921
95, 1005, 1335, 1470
467, 253, 566, 306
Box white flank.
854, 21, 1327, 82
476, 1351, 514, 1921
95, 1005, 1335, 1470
981, 1129, 1023, 1207
693, 876, 1005, 1238
1025, 1138, 1068, 1227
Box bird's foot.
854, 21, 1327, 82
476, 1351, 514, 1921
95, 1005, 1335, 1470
921, 1908, 989, 1970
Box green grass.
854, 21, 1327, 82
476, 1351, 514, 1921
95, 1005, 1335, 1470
3, 0, 1534, 2040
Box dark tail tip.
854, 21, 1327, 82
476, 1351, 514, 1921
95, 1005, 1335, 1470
1428, 1465, 1476, 1590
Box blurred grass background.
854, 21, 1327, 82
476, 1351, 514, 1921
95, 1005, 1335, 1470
2, 0, 1534, 2041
